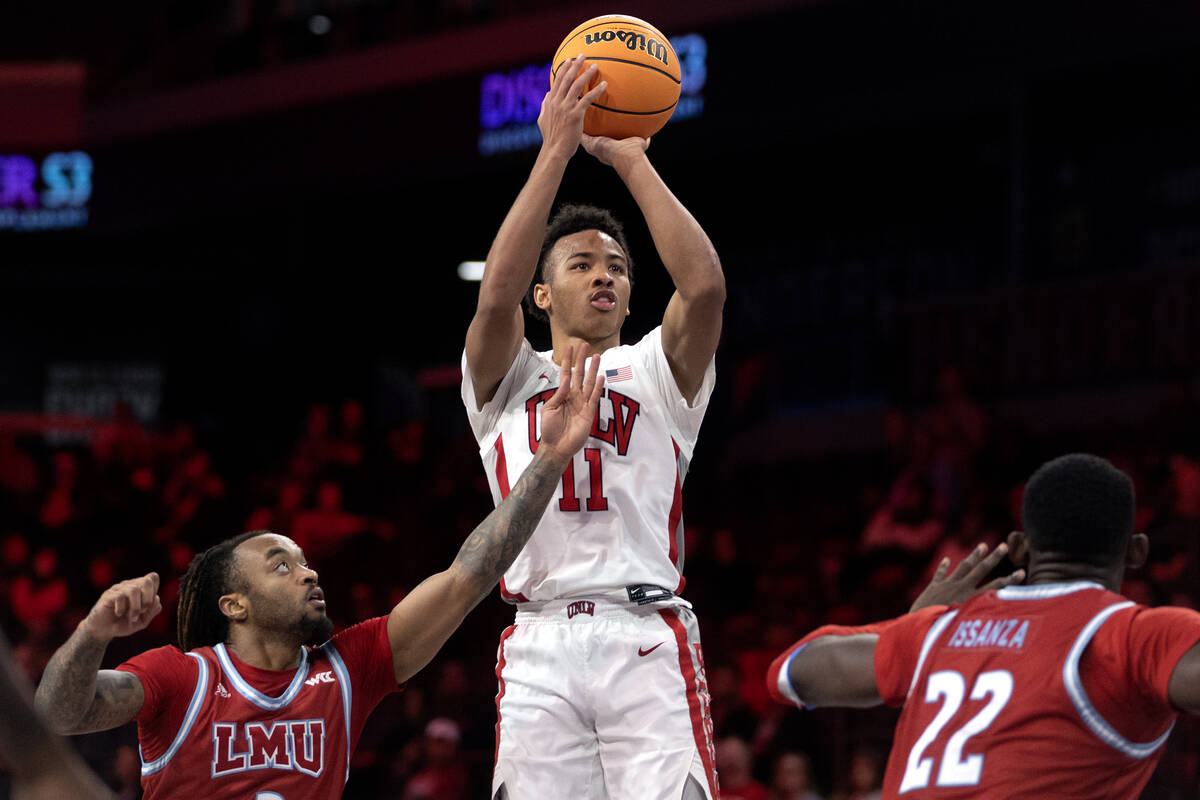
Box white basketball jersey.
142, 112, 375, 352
461, 326, 715, 602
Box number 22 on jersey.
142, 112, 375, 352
899, 670, 1013, 793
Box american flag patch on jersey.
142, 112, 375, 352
605, 366, 633, 382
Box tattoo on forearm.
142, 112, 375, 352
453, 451, 563, 598
36, 628, 141, 734
79, 671, 144, 731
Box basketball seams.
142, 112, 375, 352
554, 18, 668, 63
552, 19, 677, 83
591, 101, 678, 117
570, 55, 681, 86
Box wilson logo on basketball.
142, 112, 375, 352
584, 30, 670, 66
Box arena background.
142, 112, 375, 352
3, 0, 1200, 796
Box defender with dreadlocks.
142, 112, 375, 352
34, 346, 605, 799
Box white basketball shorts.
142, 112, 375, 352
491, 597, 720, 800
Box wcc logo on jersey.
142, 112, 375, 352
211, 720, 326, 778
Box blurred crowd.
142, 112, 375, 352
45, 0, 574, 102
1, 366, 1200, 798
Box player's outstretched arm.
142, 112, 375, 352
33, 572, 159, 735
387, 345, 604, 684
779, 634, 883, 709
0, 629, 116, 800
581, 135, 725, 402
465, 56, 607, 409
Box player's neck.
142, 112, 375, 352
549, 330, 620, 365
1024, 555, 1122, 592
225, 629, 304, 671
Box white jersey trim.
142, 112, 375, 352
1063, 600, 1174, 759
776, 644, 807, 709
140, 651, 209, 775
321, 642, 354, 784
214, 643, 310, 711
996, 581, 1104, 600
907, 610, 960, 700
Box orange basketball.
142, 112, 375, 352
551, 14, 681, 140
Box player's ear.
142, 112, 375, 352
533, 282, 552, 314
1126, 532, 1149, 570
219, 592, 249, 623
1006, 530, 1030, 568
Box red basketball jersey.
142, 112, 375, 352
117, 616, 400, 800
873, 582, 1200, 799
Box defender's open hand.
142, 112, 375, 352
538, 344, 605, 463
911, 544, 1025, 612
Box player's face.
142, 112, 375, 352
234, 533, 333, 646
538, 229, 631, 339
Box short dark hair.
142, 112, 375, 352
522, 204, 634, 322
176, 530, 263, 652
1021, 454, 1135, 561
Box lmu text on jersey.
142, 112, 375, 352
211, 720, 327, 778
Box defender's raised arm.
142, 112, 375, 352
34, 572, 160, 735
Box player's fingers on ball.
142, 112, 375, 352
561, 54, 585, 88
570, 63, 598, 101
551, 56, 573, 91
581, 79, 607, 106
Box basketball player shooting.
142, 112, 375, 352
462, 55, 725, 800
32, 346, 604, 800
766, 454, 1200, 799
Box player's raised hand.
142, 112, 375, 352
581, 133, 650, 169
80, 573, 163, 641
910, 543, 1026, 612
538, 344, 604, 463
539, 56, 607, 159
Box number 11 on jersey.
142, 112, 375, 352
559, 448, 608, 511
